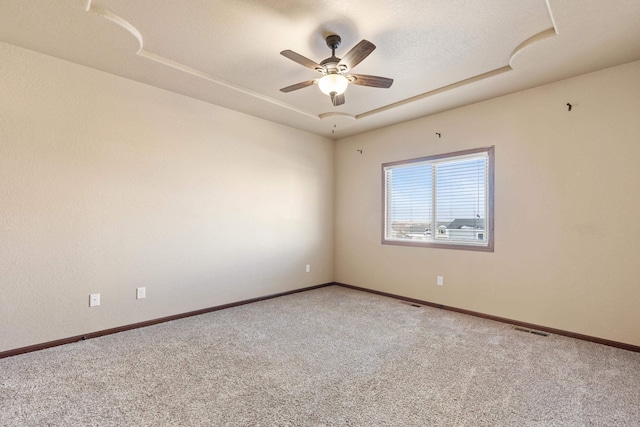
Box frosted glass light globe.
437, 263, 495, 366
317, 74, 349, 95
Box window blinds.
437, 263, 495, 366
383, 148, 492, 249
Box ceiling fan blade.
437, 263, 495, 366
331, 93, 345, 106
280, 50, 323, 71
280, 80, 316, 93
337, 40, 376, 71
349, 74, 393, 88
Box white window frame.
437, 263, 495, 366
382, 146, 494, 252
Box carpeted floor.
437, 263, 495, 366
1, 285, 639, 426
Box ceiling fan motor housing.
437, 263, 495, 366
320, 58, 340, 73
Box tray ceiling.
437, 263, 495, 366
1, 0, 639, 139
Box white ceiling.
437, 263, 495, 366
2, 0, 640, 139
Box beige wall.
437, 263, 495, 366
2, 37, 639, 353
0, 42, 334, 352
335, 60, 640, 346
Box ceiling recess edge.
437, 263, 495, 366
82, 0, 558, 130
83, 0, 317, 120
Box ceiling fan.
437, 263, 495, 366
279, 35, 393, 107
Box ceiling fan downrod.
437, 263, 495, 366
325, 34, 341, 58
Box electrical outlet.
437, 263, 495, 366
437, 276, 444, 286
305, 264, 311, 273
136, 287, 146, 300
89, 293, 100, 307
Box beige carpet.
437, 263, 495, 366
1, 286, 639, 426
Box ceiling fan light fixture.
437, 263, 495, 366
318, 74, 349, 96
280, 35, 392, 106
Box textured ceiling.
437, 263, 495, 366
1, 0, 640, 139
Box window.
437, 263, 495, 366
382, 146, 494, 251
